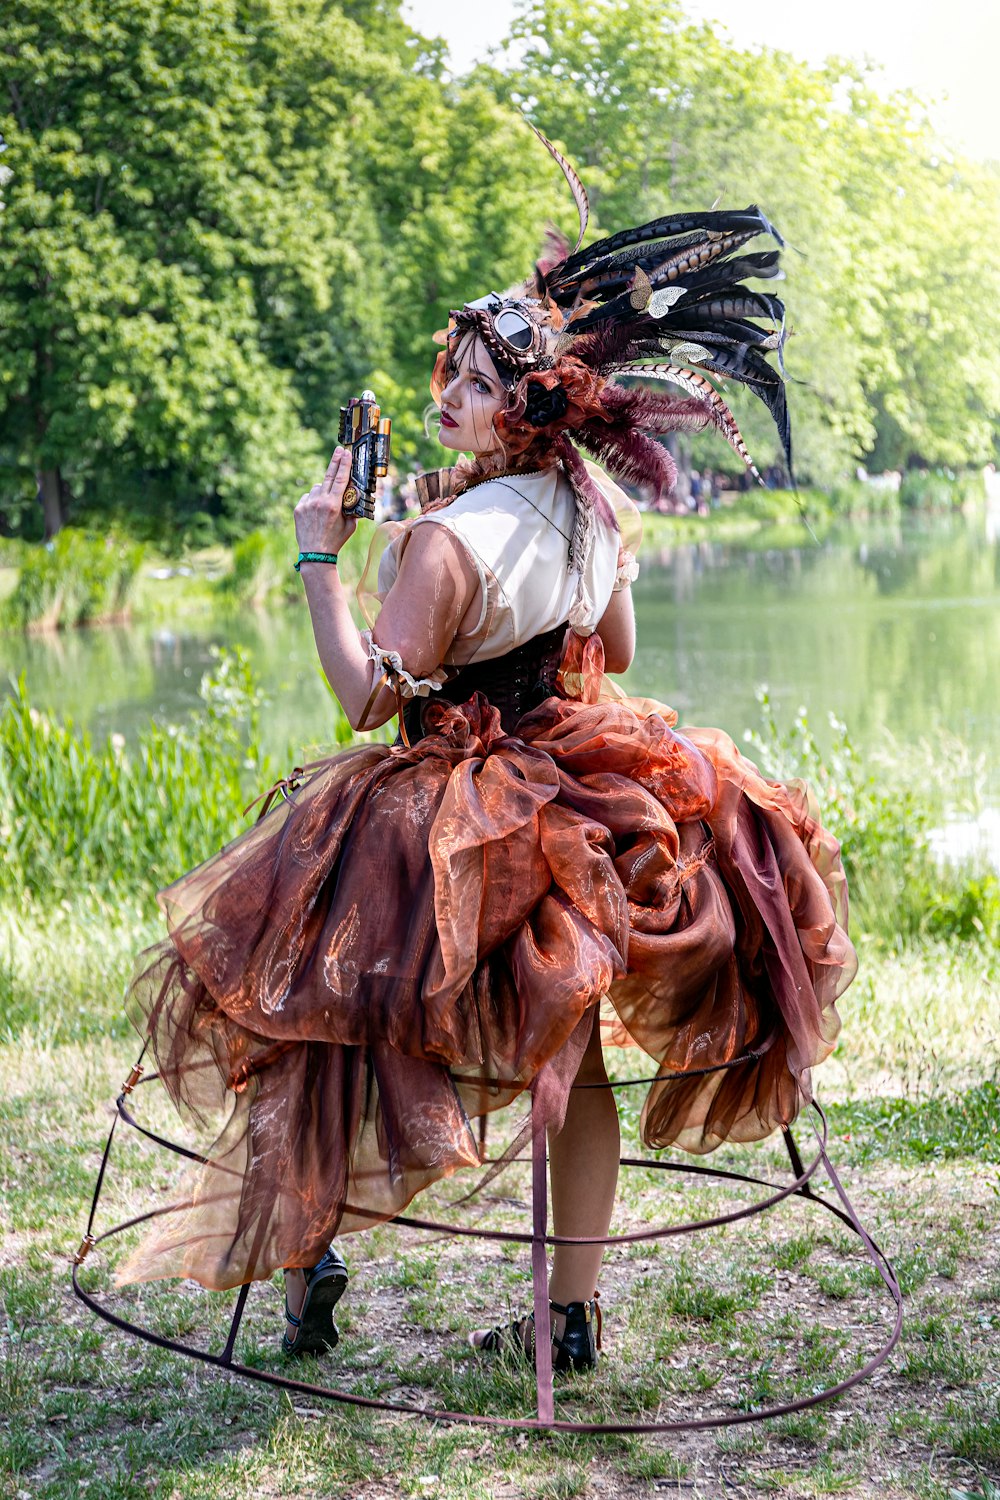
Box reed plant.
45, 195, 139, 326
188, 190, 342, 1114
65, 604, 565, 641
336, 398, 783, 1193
899, 467, 986, 511
745, 689, 1000, 948
1, 529, 144, 632
0, 648, 392, 908
642, 468, 986, 538
736, 485, 826, 523
826, 478, 901, 518
220, 529, 298, 608
0, 649, 279, 902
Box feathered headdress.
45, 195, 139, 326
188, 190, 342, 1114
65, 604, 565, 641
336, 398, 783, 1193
433, 124, 791, 513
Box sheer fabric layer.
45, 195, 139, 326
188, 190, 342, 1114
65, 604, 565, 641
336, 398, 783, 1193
119, 632, 855, 1291
357, 466, 640, 669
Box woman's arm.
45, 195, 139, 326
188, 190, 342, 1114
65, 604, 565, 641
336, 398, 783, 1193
595, 585, 636, 674
295, 449, 478, 730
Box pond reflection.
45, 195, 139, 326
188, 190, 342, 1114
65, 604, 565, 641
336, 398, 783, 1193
4, 514, 998, 812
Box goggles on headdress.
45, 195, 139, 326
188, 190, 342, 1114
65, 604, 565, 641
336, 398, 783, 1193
447, 294, 553, 386
429, 123, 791, 483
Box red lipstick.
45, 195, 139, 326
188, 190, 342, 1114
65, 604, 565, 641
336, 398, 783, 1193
439, 409, 459, 429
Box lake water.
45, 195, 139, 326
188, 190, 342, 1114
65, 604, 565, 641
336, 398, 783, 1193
5, 512, 999, 835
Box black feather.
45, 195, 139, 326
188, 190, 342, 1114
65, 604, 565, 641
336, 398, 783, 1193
663, 316, 783, 350
514, 126, 793, 478
564, 251, 784, 334
558, 205, 781, 279
557, 230, 763, 305
675, 290, 785, 324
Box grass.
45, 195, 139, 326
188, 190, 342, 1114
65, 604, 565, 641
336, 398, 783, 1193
2, 907, 1000, 1496
3, 667, 1000, 1496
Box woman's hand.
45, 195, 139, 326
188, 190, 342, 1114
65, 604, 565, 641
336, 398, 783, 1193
294, 447, 359, 556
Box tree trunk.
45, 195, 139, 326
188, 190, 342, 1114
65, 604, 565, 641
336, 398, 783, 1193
38, 467, 65, 539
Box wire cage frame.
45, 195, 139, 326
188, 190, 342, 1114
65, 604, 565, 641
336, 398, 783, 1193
72, 1049, 903, 1436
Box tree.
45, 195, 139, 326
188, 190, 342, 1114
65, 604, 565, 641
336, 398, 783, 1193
0, 0, 572, 538
486, 0, 1000, 480
4, 0, 997, 542
827, 77, 1000, 469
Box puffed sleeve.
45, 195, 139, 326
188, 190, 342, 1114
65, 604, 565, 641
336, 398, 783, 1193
355, 519, 409, 629
358, 630, 450, 699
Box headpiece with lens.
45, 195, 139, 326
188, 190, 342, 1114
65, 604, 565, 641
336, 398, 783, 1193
450, 295, 550, 385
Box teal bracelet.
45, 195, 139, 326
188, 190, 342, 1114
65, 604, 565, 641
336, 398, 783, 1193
294, 550, 338, 572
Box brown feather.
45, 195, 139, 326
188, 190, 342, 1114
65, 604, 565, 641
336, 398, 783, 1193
529, 123, 590, 254
608, 364, 763, 482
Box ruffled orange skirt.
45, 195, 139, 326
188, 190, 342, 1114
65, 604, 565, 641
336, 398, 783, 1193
118, 633, 856, 1291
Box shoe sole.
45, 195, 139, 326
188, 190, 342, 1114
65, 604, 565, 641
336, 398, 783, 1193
281, 1267, 349, 1357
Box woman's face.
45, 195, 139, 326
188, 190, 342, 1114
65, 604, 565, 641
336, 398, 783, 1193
436, 334, 506, 457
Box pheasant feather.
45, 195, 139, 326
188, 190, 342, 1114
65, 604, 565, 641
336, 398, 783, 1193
446, 123, 795, 498
607, 363, 765, 481
530, 125, 590, 256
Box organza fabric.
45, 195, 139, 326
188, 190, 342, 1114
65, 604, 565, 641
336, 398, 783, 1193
118, 631, 855, 1292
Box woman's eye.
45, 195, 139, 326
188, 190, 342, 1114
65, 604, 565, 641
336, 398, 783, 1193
473, 378, 492, 395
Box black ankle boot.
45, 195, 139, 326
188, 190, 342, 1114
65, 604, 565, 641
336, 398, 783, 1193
472, 1292, 601, 1374
550, 1296, 600, 1372
281, 1246, 349, 1357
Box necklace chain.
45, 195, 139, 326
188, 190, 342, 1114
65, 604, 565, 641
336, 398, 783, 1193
484, 477, 574, 545
456, 465, 547, 496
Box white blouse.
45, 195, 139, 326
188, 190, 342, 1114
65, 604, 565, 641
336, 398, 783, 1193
357, 465, 641, 698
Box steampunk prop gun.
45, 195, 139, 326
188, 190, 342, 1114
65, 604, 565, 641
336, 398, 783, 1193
337, 390, 391, 520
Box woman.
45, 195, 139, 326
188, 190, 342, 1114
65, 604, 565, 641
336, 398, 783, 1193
118, 132, 856, 1377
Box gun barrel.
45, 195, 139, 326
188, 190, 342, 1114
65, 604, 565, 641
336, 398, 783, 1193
375, 418, 391, 477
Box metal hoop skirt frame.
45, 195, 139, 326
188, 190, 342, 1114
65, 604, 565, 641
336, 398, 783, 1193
71, 1049, 903, 1435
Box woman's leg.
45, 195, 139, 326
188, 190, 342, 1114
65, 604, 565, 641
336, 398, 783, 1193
284, 1268, 306, 1342
547, 1009, 620, 1315
470, 1009, 619, 1351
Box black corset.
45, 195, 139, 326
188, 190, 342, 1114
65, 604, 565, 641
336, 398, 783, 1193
399, 621, 569, 743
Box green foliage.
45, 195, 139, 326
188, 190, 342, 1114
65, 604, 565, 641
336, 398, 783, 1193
828, 1081, 1000, 1166
3, 0, 999, 544
0, 529, 143, 630
490, 0, 1000, 481
0, 0, 563, 542
221, 529, 298, 609
0, 0, 326, 540
0, 647, 282, 900
745, 690, 1000, 948
899, 468, 987, 511
0, 537, 28, 568
220, 523, 366, 607
923, 874, 1000, 944
826, 480, 900, 518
